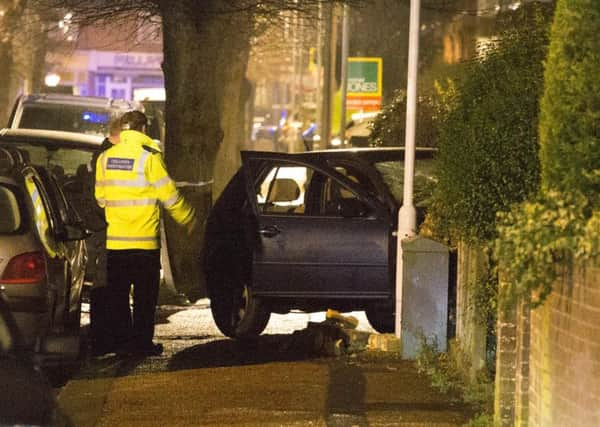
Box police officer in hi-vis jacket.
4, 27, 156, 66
95, 110, 196, 356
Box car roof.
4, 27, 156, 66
0, 128, 104, 149
17, 93, 133, 110
242, 147, 436, 163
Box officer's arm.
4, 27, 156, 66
94, 153, 106, 208
147, 154, 196, 226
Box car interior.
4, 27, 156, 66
265, 178, 301, 213
0, 187, 21, 233
257, 162, 375, 218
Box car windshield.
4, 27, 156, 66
0, 185, 21, 233
11, 143, 95, 177
19, 105, 113, 136
374, 158, 436, 206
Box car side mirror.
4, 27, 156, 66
56, 223, 91, 241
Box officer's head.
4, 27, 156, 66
120, 110, 148, 134
108, 116, 121, 144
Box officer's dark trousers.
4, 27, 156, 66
107, 249, 161, 350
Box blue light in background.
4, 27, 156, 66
82, 111, 109, 124
302, 123, 317, 138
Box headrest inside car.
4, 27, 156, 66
269, 178, 300, 202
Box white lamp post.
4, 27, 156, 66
395, 0, 421, 337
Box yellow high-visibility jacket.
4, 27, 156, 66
95, 130, 195, 250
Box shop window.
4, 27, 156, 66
111, 89, 126, 99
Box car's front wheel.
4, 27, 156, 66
209, 271, 270, 339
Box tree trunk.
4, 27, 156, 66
160, 1, 251, 300
212, 24, 252, 197
0, 0, 27, 123
29, 23, 48, 93
0, 41, 14, 123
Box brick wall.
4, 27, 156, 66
455, 242, 488, 377
527, 262, 600, 426
514, 298, 531, 425
495, 261, 600, 426
494, 277, 518, 426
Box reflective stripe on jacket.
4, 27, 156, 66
95, 130, 195, 250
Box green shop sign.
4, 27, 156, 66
347, 57, 382, 97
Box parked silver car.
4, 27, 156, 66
0, 128, 104, 284
0, 294, 66, 425
0, 128, 103, 178
0, 146, 88, 362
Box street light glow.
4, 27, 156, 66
44, 73, 60, 87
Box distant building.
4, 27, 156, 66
45, 20, 164, 100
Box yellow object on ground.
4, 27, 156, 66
326, 309, 359, 329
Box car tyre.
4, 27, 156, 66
366, 304, 395, 334
209, 271, 270, 339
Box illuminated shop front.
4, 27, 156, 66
47, 50, 164, 100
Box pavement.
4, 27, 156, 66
56, 303, 474, 426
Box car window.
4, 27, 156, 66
321, 175, 359, 216
0, 186, 21, 233
18, 105, 113, 136
10, 143, 95, 179
315, 164, 376, 217
47, 173, 79, 226
319, 175, 371, 218
253, 162, 374, 218
257, 165, 310, 214
374, 159, 436, 207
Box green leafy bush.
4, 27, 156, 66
496, 0, 600, 306
539, 0, 600, 207
429, 3, 554, 244
369, 89, 444, 147
496, 192, 599, 306
416, 337, 494, 422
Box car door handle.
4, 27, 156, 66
258, 225, 280, 237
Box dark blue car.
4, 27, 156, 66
203, 147, 436, 338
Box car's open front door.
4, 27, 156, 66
241, 152, 392, 301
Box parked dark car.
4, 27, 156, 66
0, 146, 88, 363
8, 93, 134, 137
0, 128, 104, 285
203, 147, 436, 338
0, 295, 67, 425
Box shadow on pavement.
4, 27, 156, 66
167, 333, 320, 371
325, 360, 367, 425
70, 330, 323, 382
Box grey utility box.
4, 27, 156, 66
398, 236, 449, 359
